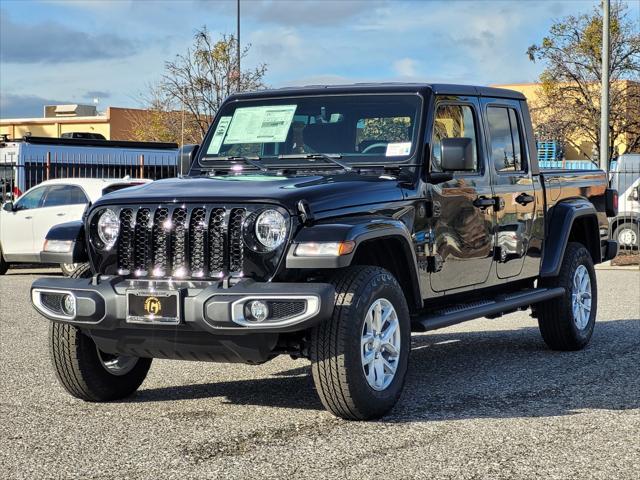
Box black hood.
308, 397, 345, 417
94, 173, 404, 214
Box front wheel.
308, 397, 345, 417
0, 244, 9, 275
48, 263, 152, 401
309, 266, 411, 420
60, 262, 82, 277
537, 242, 597, 351
50, 323, 152, 401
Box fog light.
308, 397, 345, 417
248, 300, 269, 322
62, 294, 76, 317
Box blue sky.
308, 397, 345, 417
1, 0, 638, 118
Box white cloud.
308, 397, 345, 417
392, 58, 419, 78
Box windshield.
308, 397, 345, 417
200, 93, 422, 166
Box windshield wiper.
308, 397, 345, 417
278, 153, 353, 172
202, 155, 269, 172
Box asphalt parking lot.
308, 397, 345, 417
1, 267, 638, 480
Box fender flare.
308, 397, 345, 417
540, 200, 601, 277
40, 220, 89, 264
286, 218, 422, 304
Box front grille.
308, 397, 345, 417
115, 205, 247, 278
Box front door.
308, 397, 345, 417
0, 185, 47, 256
428, 98, 496, 292
482, 100, 536, 279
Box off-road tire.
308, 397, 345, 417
537, 242, 597, 351
60, 262, 83, 277
49, 264, 152, 401
309, 266, 411, 420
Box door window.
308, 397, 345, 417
42, 185, 88, 208
431, 104, 479, 172
487, 107, 525, 172
14, 186, 46, 210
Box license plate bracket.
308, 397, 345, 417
126, 289, 182, 325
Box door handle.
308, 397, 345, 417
473, 196, 495, 209
515, 193, 534, 206
24, 216, 33, 220
56, 213, 66, 217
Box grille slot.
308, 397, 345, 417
114, 205, 250, 279
133, 208, 152, 273
118, 209, 134, 273
228, 208, 246, 273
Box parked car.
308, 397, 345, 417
30, 83, 617, 420
609, 153, 640, 249
0, 178, 150, 275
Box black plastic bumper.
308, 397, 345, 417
30, 276, 334, 364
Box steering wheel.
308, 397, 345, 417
362, 143, 388, 154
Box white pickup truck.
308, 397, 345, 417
0, 178, 149, 275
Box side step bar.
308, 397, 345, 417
415, 287, 565, 332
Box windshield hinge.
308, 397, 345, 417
297, 200, 314, 226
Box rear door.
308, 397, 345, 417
428, 97, 496, 292
32, 185, 89, 253
481, 99, 536, 279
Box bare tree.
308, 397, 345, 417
527, 1, 640, 163
131, 28, 267, 144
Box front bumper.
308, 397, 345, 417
30, 276, 334, 363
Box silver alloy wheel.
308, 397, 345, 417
96, 348, 138, 376
571, 264, 592, 330
361, 298, 401, 391
62, 263, 78, 272
618, 227, 638, 247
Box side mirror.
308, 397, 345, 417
441, 138, 476, 172
179, 144, 199, 175
2, 201, 14, 212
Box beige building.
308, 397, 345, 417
0, 105, 154, 141
495, 81, 640, 160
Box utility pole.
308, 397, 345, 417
600, 0, 610, 171
237, 0, 241, 91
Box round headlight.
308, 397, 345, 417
255, 209, 287, 251
97, 209, 120, 249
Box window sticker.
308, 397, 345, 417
223, 105, 297, 145
207, 116, 232, 154
385, 142, 412, 156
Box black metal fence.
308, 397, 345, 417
1, 152, 178, 202
609, 157, 640, 259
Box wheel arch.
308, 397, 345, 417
540, 200, 602, 277
286, 219, 423, 312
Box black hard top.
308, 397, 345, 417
229, 82, 526, 101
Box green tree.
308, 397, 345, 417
527, 1, 640, 162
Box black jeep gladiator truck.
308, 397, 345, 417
31, 83, 618, 420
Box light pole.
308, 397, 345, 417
600, 0, 610, 171
237, 0, 241, 91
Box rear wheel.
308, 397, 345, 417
49, 263, 152, 401
537, 242, 597, 351
309, 266, 410, 420
614, 222, 638, 249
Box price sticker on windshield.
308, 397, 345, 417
224, 105, 297, 144
207, 116, 232, 154
385, 142, 412, 156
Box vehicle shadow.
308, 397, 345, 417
131, 318, 640, 421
